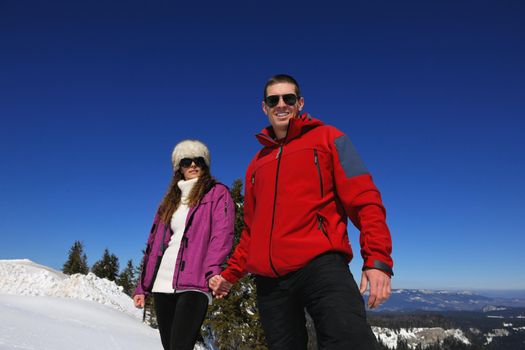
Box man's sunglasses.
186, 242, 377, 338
264, 94, 298, 108
179, 157, 206, 168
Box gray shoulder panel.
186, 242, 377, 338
334, 135, 368, 178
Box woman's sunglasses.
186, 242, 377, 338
179, 157, 206, 168
264, 94, 298, 108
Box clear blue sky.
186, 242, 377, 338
1, 0, 524, 290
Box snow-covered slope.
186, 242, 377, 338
1, 294, 161, 350
373, 326, 470, 349
0, 259, 140, 318
0, 259, 192, 349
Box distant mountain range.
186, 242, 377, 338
374, 289, 525, 312
368, 289, 525, 348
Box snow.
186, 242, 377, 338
0, 259, 140, 318
372, 326, 470, 349
0, 294, 161, 349
485, 329, 510, 344
444, 329, 470, 344
483, 306, 507, 312
0, 259, 207, 350
373, 327, 398, 349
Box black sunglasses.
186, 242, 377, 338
179, 157, 206, 168
264, 94, 298, 108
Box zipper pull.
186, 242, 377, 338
276, 145, 283, 159
251, 173, 255, 185
314, 149, 318, 164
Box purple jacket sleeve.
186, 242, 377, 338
132, 213, 160, 297
203, 185, 235, 281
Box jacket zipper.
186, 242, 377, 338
147, 223, 170, 290
268, 143, 284, 277
313, 149, 324, 197
160, 223, 170, 253
174, 208, 197, 288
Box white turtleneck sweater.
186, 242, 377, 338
152, 178, 212, 303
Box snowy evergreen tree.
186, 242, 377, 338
117, 259, 135, 296
62, 240, 89, 275
91, 248, 119, 281
140, 295, 158, 329
204, 179, 267, 349
133, 258, 142, 288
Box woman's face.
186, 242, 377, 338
180, 159, 202, 180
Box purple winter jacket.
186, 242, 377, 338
133, 183, 235, 296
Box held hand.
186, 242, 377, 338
133, 294, 145, 308
208, 274, 233, 299
359, 269, 391, 309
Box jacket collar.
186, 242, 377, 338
255, 113, 323, 147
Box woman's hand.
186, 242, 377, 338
133, 294, 145, 308
209, 275, 232, 299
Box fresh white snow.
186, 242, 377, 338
485, 328, 510, 344
0, 259, 206, 350
0, 294, 161, 349
372, 326, 470, 350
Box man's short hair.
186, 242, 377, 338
263, 74, 302, 99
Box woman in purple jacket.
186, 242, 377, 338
133, 139, 234, 350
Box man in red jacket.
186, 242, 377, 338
210, 74, 393, 349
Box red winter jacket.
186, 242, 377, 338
221, 114, 393, 284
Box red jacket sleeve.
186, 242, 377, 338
329, 129, 394, 276
221, 165, 256, 284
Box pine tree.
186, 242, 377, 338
204, 179, 268, 349
144, 295, 158, 329
396, 340, 411, 350
62, 240, 89, 275
91, 248, 120, 281
375, 339, 391, 350
117, 259, 135, 296
133, 258, 142, 288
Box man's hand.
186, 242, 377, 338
133, 294, 145, 308
209, 274, 233, 299
359, 269, 391, 309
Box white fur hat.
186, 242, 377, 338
171, 139, 211, 172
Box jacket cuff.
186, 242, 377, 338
220, 268, 241, 285
363, 259, 394, 277
133, 284, 149, 297
205, 267, 223, 282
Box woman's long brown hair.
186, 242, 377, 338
158, 165, 216, 223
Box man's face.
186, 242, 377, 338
262, 82, 304, 134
